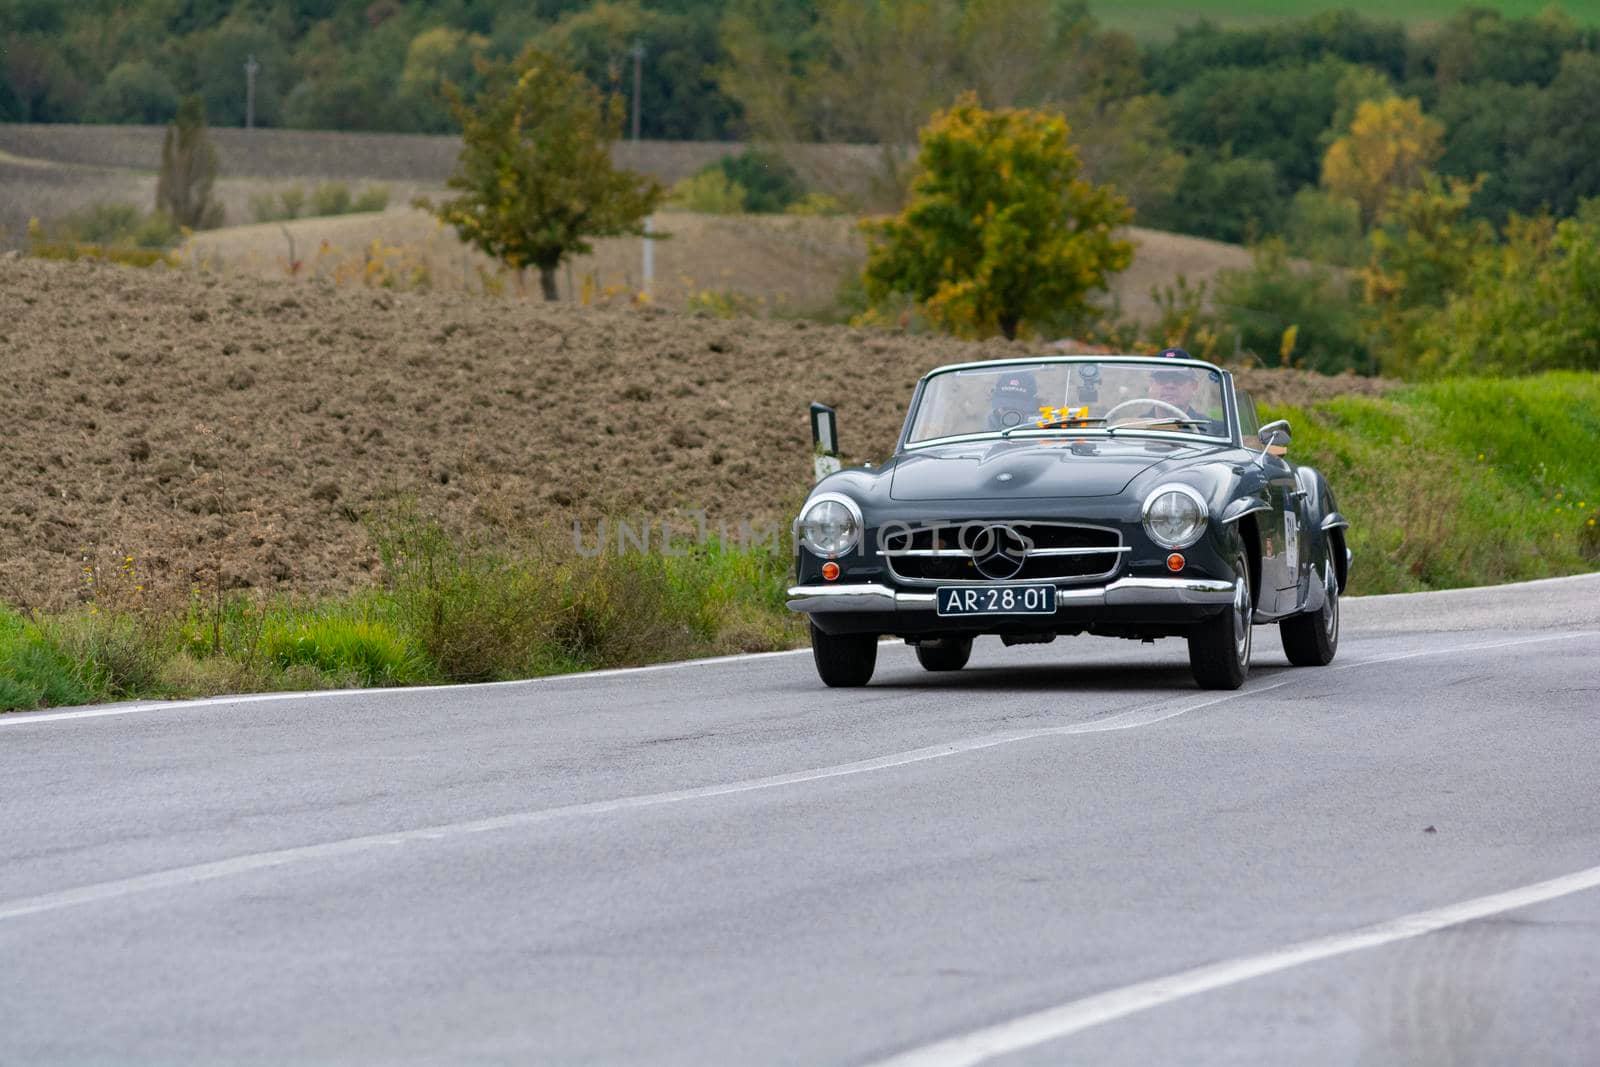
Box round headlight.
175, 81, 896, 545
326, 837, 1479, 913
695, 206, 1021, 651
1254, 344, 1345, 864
798, 495, 861, 557
1143, 485, 1207, 549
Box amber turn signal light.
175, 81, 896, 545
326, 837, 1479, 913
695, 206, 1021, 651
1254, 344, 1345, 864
821, 561, 841, 581
1165, 553, 1185, 572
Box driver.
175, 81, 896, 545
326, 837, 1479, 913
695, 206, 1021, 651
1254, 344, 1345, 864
1147, 350, 1222, 434
986, 370, 1041, 430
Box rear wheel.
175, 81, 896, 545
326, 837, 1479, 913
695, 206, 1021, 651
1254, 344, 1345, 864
1188, 557, 1252, 690
810, 622, 877, 687
1281, 563, 1339, 666
915, 636, 972, 672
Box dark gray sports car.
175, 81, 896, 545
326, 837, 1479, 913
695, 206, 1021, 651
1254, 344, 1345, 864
787, 355, 1351, 689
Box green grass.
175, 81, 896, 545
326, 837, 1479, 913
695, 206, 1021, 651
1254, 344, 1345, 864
1092, 1, 1600, 39
1266, 372, 1600, 594
0, 520, 806, 714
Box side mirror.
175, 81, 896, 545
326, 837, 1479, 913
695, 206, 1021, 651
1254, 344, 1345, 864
1255, 419, 1291, 466
810, 402, 841, 483
1260, 419, 1291, 449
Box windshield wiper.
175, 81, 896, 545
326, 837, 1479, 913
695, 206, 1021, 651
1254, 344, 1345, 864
1105, 417, 1210, 435
999, 416, 1107, 438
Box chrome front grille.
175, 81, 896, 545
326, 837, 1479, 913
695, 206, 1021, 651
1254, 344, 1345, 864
878, 521, 1125, 585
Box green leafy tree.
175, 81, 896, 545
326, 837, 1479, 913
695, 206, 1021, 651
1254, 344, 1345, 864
1504, 51, 1600, 220
861, 94, 1132, 340
156, 95, 224, 230
1361, 174, 1493, 376
85, 60, 178, 124
1409, 211, 1600, 376
542, 1, 738, 141
398, 26, 488, 133
1144, 150, 1285, 245
1214, 239, 1372, 374
424, 46, 664, 301
196, 19, 287, 127
717, 148, 804, 213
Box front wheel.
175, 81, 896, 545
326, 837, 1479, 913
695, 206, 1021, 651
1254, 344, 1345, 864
915, 636, 972, 672
1188, 558, 1252, 690
810, 622, 878, 687
1280, 563, 1339, 666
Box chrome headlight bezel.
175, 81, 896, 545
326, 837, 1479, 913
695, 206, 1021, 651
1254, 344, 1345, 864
1142, 483, 1209, 549
795, 492, 863, 558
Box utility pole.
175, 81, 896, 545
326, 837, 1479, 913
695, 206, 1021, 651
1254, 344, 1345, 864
629, 43, 644, 143
631, 41, 652, 300
244, 53, 260, 130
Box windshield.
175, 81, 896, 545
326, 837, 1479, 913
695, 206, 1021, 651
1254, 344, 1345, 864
905, 360, 1230, 445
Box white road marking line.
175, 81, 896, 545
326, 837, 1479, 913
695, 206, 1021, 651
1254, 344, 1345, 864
4, 631, 1593, 923
0, 646, 815, 727
0, 681, 1288, 923
866, 863, 1600, 1067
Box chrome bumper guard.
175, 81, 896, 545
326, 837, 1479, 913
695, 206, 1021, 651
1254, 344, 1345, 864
786, 577, 1236, 614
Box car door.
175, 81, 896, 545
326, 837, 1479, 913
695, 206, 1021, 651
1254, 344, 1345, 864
1237, 390, 1298, 615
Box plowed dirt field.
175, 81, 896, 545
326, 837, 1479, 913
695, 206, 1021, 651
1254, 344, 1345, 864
1, 257, 1391, 610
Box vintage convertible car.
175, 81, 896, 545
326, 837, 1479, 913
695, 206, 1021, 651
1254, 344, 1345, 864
787, 355, 1351, 689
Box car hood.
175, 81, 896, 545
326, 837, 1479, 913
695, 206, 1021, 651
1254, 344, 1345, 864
887, 437, 1222, 501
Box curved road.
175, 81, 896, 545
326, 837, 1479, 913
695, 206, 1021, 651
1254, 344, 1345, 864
3, 574, 1599, 1064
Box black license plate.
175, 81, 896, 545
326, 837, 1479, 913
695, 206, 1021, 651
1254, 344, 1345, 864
936, 585, 1057, 616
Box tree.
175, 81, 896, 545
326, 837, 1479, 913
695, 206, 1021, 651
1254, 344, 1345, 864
1361, 174, 1493, 375
860, 94, 1132, 340
156, 95, 224, 230
1143, 150, 1285, 245
1410, 211, 1600, 376
424, 46, 664, 301
1322, 96, 1445, 228
85, 60, 179, 124
398, 26, 488, 132
541, 1, 739, 141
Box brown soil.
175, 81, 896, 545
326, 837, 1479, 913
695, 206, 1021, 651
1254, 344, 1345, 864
0, 256, 1391, 611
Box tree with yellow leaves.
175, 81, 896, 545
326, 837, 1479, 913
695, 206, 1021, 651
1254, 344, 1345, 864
860, 93, 1132, 340
1322, 97, 1445, 228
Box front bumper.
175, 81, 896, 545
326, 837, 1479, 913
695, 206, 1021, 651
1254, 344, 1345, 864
786, 576, 1235, 614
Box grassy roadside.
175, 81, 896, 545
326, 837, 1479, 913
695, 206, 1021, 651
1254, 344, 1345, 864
4, 373, 1597, 714
1267, 373, 1600, 593
0, 521, 804, 713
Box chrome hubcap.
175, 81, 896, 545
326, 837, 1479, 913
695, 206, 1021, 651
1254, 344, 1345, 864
1324, 566, 1339, 643
1233, 573, 1252, 665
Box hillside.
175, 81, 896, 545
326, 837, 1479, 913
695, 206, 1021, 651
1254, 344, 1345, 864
0, 256, 1387, 613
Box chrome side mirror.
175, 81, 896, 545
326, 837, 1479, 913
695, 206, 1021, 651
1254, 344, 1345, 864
1255, 419, 1291, 465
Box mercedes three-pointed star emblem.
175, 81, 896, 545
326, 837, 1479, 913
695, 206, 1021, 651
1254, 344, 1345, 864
962, 523, 1029, 580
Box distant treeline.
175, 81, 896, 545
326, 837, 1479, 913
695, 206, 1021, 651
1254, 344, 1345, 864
4, 1, 1599, 238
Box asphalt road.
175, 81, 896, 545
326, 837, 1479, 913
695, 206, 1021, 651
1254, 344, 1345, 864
3, 574, 1599, 1065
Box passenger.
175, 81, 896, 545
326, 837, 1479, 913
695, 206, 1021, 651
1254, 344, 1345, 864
986, 370, 1042, 430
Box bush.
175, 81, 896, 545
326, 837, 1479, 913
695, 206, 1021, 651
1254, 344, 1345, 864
352, 185, 390, 213
51, 202, 180, 249
279, 186, 306, 219
1214, 239, 1372, 374
668, 170, 747, 214
717, 148, 805, 213
785, 191, 846, 216
311, 181, 353, 217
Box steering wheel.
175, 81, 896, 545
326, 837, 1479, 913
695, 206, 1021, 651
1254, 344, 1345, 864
1102, 397, 1191, 426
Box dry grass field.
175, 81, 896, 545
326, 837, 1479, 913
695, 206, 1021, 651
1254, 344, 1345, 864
0, 255, 1383, 614
182, 207, 1255, 321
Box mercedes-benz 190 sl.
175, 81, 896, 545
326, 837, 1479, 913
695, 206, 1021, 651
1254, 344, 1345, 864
787, 354, 1351, 689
